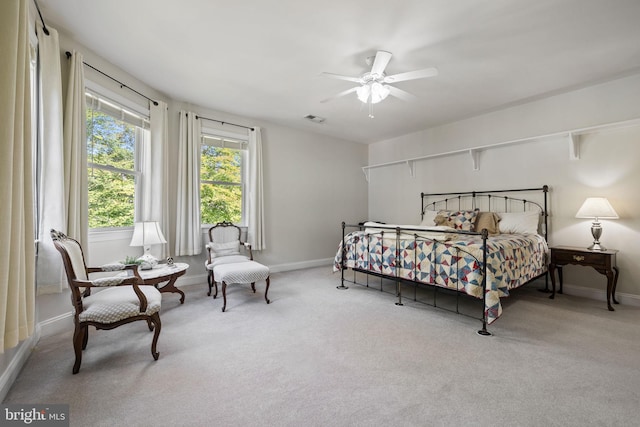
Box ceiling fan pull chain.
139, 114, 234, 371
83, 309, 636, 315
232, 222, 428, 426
368, 98, 374, 119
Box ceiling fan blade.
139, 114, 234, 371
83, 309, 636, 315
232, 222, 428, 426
320, 72, 361, 83
320, 86, 359, 103
384, 67, 438, 83
370, 51, 392, 75
386, 85, 416, 101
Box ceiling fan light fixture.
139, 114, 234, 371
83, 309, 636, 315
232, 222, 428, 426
370, 82, 390, 104
356, 82, 390, 104
322, 50, 437, 114
356, 85, 370, 103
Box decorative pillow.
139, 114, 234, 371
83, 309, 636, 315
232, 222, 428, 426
434, 214, 454, 228
420, 210, 439, 227
498, 211, 540, 234
210, 241, 241, 257
436, 209, 479, 231
473, 212, 501, 235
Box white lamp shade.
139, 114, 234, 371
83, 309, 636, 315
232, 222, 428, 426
130, 221, 167, 247
575, 197, 619, 219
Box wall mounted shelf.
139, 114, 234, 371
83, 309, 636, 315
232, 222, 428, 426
362, 117, 640, 181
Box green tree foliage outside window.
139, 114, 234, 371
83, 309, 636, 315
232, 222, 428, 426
200, 145, 242, 224
86, 109, 137, 228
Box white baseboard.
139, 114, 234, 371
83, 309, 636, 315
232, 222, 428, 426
0, 326, 41, 402
176, 257, 334, 287
39, 312, 73, 337
267, 258, 333, 273
559, 282, 640, 307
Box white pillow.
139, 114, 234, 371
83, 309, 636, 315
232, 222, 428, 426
420, 210, 439, 227
363, 221, 391, 235
210, 241, 241, 257
498, 211, 540, 234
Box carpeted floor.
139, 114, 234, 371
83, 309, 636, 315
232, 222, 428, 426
4, 266, 640, 426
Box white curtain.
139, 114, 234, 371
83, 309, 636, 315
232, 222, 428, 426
248, 127, 266, 250
175, 111, 202, 256
139, 100, 169, 259
35, 22, 66, 294
0, 0, 36, 352
63, 51, 88, 251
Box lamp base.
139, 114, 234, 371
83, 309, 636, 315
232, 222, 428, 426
137, 253, 158, 270
588, 221, 606, 251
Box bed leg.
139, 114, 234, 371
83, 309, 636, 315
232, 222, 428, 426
336, 266, 348, 289
478, 230, 492, 336
337, 271, 349, 290
338, 221, 349, 290
538, 270, 551, 293
477, 320, 491, 336
395, 280, 403, 306
538, 251, 551, 293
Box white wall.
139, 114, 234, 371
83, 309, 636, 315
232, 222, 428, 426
164, 102, 369, 275
367, 73, 640, 299
256, 124, 369, 268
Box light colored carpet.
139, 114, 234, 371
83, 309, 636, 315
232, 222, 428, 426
4, 266, 640, 427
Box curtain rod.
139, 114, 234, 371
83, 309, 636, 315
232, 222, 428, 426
65, 51, 158, 106
196, 115, 254, 131
33, 0, 49, 35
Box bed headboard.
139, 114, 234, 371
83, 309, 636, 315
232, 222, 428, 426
421, 185, 549, 240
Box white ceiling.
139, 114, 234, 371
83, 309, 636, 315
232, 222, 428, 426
39, 0, 640, 144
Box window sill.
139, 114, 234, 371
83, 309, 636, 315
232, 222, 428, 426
88, 228, 134, 243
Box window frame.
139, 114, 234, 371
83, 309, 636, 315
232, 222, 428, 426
85, 81, 149, 231
199, 127, 249, 227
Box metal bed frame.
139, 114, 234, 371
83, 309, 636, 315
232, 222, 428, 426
338, 186, 549, 335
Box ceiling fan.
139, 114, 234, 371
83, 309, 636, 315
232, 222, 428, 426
321, 50, 438, 118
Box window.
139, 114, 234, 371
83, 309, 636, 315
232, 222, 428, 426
200, 132, 247, 225
86, 89, 149, 229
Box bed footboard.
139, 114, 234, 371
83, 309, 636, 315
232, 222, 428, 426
335, 185, 550, 335
336, 221, 492, 335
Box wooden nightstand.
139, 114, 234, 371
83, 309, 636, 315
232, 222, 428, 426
549, 246, 619, 311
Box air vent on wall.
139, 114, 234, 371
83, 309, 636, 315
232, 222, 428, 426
304, 114, 326, 124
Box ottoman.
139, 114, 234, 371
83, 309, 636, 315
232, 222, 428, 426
212, 261, 270, 312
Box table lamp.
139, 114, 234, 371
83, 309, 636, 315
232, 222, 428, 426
575, 197, 618, 251
130, 221, 167, 269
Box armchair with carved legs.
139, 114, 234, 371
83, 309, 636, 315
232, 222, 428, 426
51, 229, 162, 374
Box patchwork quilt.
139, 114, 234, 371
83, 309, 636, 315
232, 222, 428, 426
333, 229, 548, 324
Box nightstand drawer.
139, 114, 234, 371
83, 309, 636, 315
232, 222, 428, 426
552, 249, 607, 267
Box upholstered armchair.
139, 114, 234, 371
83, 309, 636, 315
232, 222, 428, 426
50, 229, 162, 374
205, 221, 252, 297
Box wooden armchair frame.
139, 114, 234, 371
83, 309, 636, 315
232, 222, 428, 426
51, 230, 161, 374
205, 221, 253, 297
